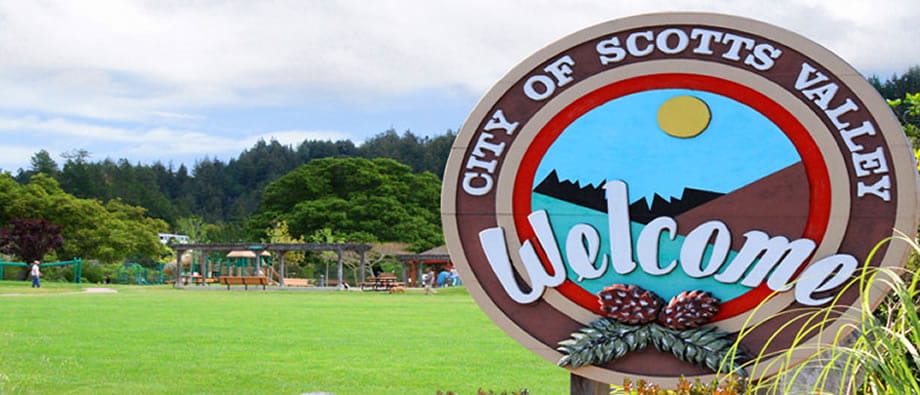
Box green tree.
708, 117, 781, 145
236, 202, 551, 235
871, 66, 920, 133
1, 173, 168, 264
888, 92, 920, 140
357, 129, 456, 177
254, 157, 442, 252
887, 92, 920, 171
15, 149, 60, 182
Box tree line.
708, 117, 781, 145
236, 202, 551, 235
9, 129, 455, 228
870, 66, 920, 134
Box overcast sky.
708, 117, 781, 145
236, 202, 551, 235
0, 0, 917, 173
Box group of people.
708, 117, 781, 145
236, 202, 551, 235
422, 266, 461, 295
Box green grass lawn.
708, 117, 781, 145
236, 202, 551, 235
0, 281, 568, 394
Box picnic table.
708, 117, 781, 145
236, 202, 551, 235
360, 273, 404, 291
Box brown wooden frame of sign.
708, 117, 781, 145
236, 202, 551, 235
441, 12, 919, 388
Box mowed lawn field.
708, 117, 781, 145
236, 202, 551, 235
0, 282, 568, 394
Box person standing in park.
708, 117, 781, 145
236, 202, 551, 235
30, 260, 41, 288
424, 268, 437, 295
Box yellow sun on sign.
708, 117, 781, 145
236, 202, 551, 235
657, 95, 711, 138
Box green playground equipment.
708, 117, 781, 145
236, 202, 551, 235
221, 252, 272, 277
157, 263, 165, 285
0, 258, 83, 283
117, 263, 163, 285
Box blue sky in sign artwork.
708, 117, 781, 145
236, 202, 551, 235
0, 1, 917, 173
534, 89, 801, 202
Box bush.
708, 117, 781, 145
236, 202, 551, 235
79, 261, 120, 284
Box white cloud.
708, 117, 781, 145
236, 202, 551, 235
1, 1, 916, 121
0, 115, 352, 168
0, 115, 237, 163
0, 1, 917, 170
0, 145, 35, 171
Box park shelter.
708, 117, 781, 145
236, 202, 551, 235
397, 246, 452, 287
169, 242, 372, 289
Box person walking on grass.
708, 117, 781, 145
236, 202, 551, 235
424, 268, 437, 295
30, 260, 41, 288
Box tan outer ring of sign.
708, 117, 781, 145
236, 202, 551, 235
441, 12, 920, 385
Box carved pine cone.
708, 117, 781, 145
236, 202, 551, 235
598, 284, 663, 325
657, 290, 720, 330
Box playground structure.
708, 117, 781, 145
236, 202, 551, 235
0, 258, 83, 283
172, 249, 281, 285
169, 242, 373, 289
117, 263, 165, 285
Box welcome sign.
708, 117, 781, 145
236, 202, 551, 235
441, 13, 919, 384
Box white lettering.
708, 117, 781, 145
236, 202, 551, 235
478, 181, 860, 306
626, 31, 655, 57
529, 210, 566, 276
471, 132, 505, 159
479, 224, 566, 304
720, 33, 755, 61
857, 176, 891, 201
465, 154, 496, 173
606, 181, 637, 274
690, 28, 723, 55
524, 56, 576, 101
484, 109, 519, 136
524, 75, 555, 101
594, 28, 782, 72
794, 62, 829, 90
744, 43, 782, 71
566, 224, 607, 281
462, 109, 518, 196
637, 217, 678, 275
852, 146, 890, 177
795, 62, 892, 203
839, 121, 876, 152
714, 230, 816, 290
656, 28, 689, 54
680, 221, 732, 278
794, 254, 858, 305
544, 56, 576, 87
596, 36, 627, 64
826, 98, 859, 129
802, 83, 839, 110
462, 172, 492, 196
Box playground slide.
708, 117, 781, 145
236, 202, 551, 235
263, 265, 281, 285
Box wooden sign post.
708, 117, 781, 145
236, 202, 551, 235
441, 12, 918, 391
570, 374, 608, 395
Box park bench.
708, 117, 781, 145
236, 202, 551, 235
219, 276, 268, 290
283, 278, 310, 287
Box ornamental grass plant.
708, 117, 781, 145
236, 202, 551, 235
613, 232, 920, 394
735, 231, 920, 394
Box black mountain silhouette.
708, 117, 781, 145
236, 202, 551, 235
533, 170, 723, 224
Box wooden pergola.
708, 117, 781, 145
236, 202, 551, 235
168, 242, 373, 289
396, 245, 452, 287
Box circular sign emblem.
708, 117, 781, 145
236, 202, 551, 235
441, 13, 919, 384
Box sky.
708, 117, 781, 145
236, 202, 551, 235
534, 89, 800, 201
0, 0, 917, 173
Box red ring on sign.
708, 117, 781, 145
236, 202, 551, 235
512, 73, 831, 321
